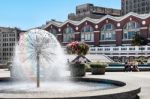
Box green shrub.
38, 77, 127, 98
70, 63, 85, 68
90, 62, 108, 68
108, 62, 124, 66
84, 63, 90, 69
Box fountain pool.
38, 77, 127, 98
0, 29, 140, 99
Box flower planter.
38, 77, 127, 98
66, 41, 89, 77
90, 62, 108, 75
91, 67, 106, 75
66, 41, 89, 55
70, 63, 85, 77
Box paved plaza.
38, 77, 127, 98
86, 72, 150, 99
0, 69, 150, 99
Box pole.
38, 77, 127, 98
37, 52, 40, 88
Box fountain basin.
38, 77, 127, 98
0, 77, 140, 99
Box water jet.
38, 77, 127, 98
0, 29, 140, 99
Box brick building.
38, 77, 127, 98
44, 12, 150, 47
121, 0, 150, 15
43, 12, 150, 62
68, 3, 121, 21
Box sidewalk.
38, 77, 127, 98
86, 72, 150, 99
0, 69, 150, 99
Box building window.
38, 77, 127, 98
123, 21, 140, 40
81, 25, 94, 42
98, 48, 103, 51
49, 28, 57, 37
129, 48, 135, 50
9, 33, 15, 37
113, 48, 119, 51
147, 47, 150, 50
139, 47, 145, 50
101, 23, 116, 40
63, 26, 74, 42
104, 48, 110, 51
148, 25, 150, 38
121, 48, 127, 50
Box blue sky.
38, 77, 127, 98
0, 0, 121, 30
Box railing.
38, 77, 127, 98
89, 46, 150, 57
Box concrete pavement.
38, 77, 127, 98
0, 69, 149, 99
86, 72, 150, 99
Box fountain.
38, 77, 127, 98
0, 29, 140, 99
12, 29, 67, 87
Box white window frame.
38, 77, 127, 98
101, 24, 116, 41
63, 27, 75, 42
123, 21, 140, 40
81, 25, 94, 42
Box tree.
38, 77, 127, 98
132, 33, 147, 62
132, 33, 147, 46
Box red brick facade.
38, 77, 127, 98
44, 13, 150, 46
116, 29, 123, 46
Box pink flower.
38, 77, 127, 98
67, 41, 89, 55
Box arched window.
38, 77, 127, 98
49, 28, 57, 37
101, 23, 116, 40
123, 21, 140, 40
63, 26, 74, 42
148, 25, 150, 38
81, 25, 94, 42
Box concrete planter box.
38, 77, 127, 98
70, 63, 85, 77
90, 63, 107, 75
91, 67, 106, 75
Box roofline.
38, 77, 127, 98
43, 12, 150, 29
